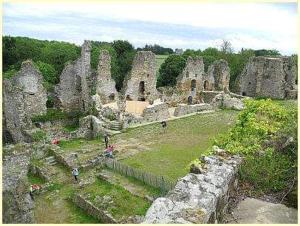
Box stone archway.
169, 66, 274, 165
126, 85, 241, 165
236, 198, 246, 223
203, 80, 209, 91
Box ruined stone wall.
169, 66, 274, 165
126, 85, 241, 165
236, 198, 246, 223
176, 56, 205, 95
142, 102, 170, 122
173, 103, 213, 117
143, 148, 242, 224
207, 59, 230, 92
55, 41, 92, 112
2, 153, 34, 223
3, 61, 47, 143
96, 50, 118, 104
124, 51, 157, 102
238, 56, 297, 99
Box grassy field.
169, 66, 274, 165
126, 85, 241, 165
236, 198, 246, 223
113, 110, 238, 181
155, 55, 168, 75
81, 178, 151, 220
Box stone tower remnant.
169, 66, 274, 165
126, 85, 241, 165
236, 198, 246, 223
206, 59, 230, 92
176, 56, 205, 97
96, 50, 118, 104
124, 51, 157, 102
237, 56, 297, 99
3, 60, 47, 143
55, 40, 92, 112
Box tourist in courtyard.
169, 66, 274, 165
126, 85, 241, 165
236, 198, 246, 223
105, 145, 114, 158
161, 121, 167, 133
72, 168, 79, 182
104, 134, 109, 148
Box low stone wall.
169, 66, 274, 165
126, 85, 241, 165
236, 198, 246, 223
201, 91, 246, 104
174, 103, 212, 117
142, 102, 170, 122
29, 164, 51, 182
73, 194, 117, 223
142, 148, 242, 224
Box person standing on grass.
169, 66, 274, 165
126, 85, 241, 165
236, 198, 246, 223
72, 168, 79, 182
104, 134, 109, 148
161, 120, 167, 133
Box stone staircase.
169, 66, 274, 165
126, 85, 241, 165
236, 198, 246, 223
109, 121, 123, 131
45, 156, 57, 166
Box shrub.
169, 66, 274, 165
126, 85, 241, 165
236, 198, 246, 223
31, 130, 47, 142
214, 99, 297, 195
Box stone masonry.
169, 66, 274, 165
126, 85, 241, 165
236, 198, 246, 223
176, 56, 205, 97
3, 152, 34, 223
55, 40, 92, 112
207, 59, 230, 92
3, 60, 47, 143
96, 50, 118, 104
143, 147, 242, 224
124, 51, 157, 102
237, 56, 297, 99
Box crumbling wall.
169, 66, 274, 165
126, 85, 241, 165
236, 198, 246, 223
177, 56, 205, 96
207, 59, 230, 92
124, 51, 157, 102
238, 56, 297, 99
3, 60, 47, 143
143, 148, 242, 224
55, 40, 92, 112
96, 50, 118, 104
142, 102, 170, 122
2, 153, 34, 223
173, 103, 212, 117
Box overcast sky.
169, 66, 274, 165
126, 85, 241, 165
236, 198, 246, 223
3, 2, 298, 55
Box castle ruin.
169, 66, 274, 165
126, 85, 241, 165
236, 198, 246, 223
3, 60, 47, 143
124, 51, 157, 102
55, 40, 92, 112
237, 56, 297, 99
96, 50, 118, 104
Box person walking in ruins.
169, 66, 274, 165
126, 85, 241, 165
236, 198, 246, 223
72, 168, 79, 182
161, 121, 167, 133
104, 134, 109, 148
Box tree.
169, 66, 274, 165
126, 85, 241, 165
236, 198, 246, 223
220, 39, 233, 54
157, 55, 186, 87
112, 40, 136, 91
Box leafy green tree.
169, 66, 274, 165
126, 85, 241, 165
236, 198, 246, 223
112, 40, 136, 91
254, 49, 281, 56
35, 61, 57, 84
40, 41, 80, 75
157, 54, 186, 87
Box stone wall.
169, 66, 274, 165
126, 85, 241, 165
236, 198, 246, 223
173, 103, 212, 117
143, 148, 242, 224
207, 59, 230, 92
142, 102, 170, 122
96, 50, 118, 104
3, 60, 47, 143
55, 41, 92, 112
124, 51, 157, 102
76, 115, 106, 139
2, 152, 34, 223
73, 194, 117, 223
237, 56, 297, 99
177, 56, 205, 97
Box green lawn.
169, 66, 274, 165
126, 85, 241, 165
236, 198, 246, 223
115, 110, 238, 181
81, 178, 151, 220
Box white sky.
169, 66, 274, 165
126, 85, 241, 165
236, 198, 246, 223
3, 2, 298, 54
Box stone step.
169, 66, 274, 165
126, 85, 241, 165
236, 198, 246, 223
45, 156, 56, 162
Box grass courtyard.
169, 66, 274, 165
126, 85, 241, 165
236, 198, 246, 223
113, 110, 238, 181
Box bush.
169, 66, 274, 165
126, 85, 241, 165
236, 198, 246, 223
31, 130, 47, 142
214, 99, 297, 195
